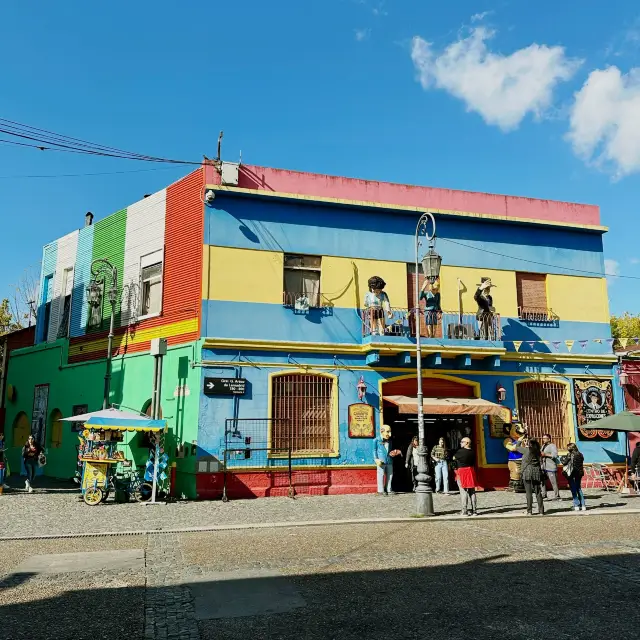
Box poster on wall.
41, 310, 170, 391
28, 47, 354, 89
573, 379, 617, 441
488, 413, 510, 438
30, 384, 49, 446
348, 403, 375, 438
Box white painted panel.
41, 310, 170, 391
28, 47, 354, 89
48, 231, 78, 342
122, 189, 166, 325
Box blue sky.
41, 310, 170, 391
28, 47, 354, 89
1, 0, 639, 316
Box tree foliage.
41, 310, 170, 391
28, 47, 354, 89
0, 298, 20, 336
610, 312, 640, 341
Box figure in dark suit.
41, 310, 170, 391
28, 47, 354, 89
474, 277, 497, 340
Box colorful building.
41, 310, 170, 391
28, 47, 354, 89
2, 162, 625, 499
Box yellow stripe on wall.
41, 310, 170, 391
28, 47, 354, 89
546, 275, 609, 323
438, 266, 519, 317
321, 257, 409, 309
68, 318, 198, 357
203, 246, 284, 304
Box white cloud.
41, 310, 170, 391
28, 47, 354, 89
410, 27, 581, 131
631, 258, 640, 265
567, 66, 640, 178
605, 258, 620, 284
470, 11, 492, 23
355, 28, 370, 42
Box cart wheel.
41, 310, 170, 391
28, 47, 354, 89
134, 482, 153, 503
84, 487, 103, 506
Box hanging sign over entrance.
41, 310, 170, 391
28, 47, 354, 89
203, 377, 247, 396
574, 379, 616, 441
348, 403, 375, 438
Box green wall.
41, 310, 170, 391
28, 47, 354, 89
4, 338, 201, 498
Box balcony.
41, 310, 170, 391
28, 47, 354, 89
518, 306, 559, 327
362, 308, 502, 341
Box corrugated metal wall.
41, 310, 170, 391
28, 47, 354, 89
70, 224, 95, 337
91, 208, 127, 328
35, 242, 58, 343
121, 190, 166, 325
164, 169, 204, 332
47, 231, 78, 342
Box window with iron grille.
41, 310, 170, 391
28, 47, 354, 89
516, 381, 572, 450
140, 262, 163, 317
516, 272, 549, 321
283, 254, 322, 308
271, 373, 335, 454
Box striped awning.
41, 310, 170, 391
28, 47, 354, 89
384, 395, 508, 418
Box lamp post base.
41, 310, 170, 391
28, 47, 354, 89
414, 446, 435, 517
415, 487, 435, 517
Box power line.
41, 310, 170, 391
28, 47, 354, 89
438, 236, 640, 281
0, 166, 187, 179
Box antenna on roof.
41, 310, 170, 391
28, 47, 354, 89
216, 131, 224, 162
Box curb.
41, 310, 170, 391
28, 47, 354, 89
2, 506, 640, 541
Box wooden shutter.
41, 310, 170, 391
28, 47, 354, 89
516, 273, 547, 316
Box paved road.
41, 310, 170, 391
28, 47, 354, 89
1, 511, 639, 640
1, 476, 637, 537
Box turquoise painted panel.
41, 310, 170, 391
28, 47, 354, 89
202, 300, 614, 352
204, 194, 606, 277
36, 242, 58, 343
70, 224, 94, 337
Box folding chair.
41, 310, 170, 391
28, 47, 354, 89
590, 463, 616, 492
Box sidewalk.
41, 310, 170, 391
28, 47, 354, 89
1, 474, 638, 539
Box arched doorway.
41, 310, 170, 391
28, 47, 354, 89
49, 409, 63, 448
381, 375, 477, 493
12, 412, 30, 448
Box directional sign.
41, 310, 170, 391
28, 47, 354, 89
203, 377, 247, 396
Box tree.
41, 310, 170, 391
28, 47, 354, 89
610, 312, 640, 344
0, 298, 20, 336
8, 265, 38, 328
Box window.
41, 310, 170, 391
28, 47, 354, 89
271, 373, 335, 455
42, 274, 54, 341
140, 262, 163, 317
516, 381, 572, 450
87, 282, 104, 329
283, 254, 322, 308
42, 301, 52, 341
49, 409, 63, 448
57, 268, 74, 339
516, 272, 548, 321
12, 411, 30, 447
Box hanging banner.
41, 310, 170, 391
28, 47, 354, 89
552, 341, 561, 351
565, 340, 575, 352
619, 338, 629, 349
579, 340, 588, 351
594, 339, 602, 344
513, 341, 522, 352
348, 403, 375, 438
573, 379, 616, 441
526, 341, 536, 350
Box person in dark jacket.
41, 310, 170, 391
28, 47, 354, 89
631, 442, 640, 475
562, 442, 586, 511
22, 435, 41, 493
454, 437, 478, 516
508, 437, 545, 515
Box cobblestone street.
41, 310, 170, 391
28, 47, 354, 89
1, 481, 640, 639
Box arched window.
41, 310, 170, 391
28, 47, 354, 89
271, 373, 336, 455
516, 381, 572, 449
12, 412, 30, 447
49, 409, 63, 448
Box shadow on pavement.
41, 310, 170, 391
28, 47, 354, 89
1, 552, 639, 640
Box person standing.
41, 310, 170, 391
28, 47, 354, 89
631, 442, 640, 475
541, 433, 560, 500
431, 436, 450, 493
454, 437, 478, 516
22, 435, 41, 493
562, 443, 586, 511
405, 436, 420, 492
508, 437, 545, 515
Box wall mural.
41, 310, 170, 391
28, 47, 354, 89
573, 379, 616, 441
30, 384, 50, 446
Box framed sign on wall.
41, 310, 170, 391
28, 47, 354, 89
573, 379, 616, 441
348, 403, 375, 438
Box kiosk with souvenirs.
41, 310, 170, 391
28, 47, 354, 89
62, 408, 170, 506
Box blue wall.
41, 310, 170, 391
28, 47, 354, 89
205, 194, 606, 276
197, 348, 625, 468
36, 242, 58, 343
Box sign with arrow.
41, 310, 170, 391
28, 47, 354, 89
203, 377, 247, 396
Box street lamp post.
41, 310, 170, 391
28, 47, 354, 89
87, 258, 118, 410
414, 212, 442, 517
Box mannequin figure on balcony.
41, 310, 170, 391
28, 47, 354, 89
474, 277, 497, 340
364, 276, 392, 336
420, 277, 441, 338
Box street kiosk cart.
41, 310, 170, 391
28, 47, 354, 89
61, 409, 169, 506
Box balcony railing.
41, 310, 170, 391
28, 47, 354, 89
518, 306, 559, 325
362, 308, 502, 341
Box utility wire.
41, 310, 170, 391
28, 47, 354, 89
438, 236, 639, 281
0, 166, 187, 179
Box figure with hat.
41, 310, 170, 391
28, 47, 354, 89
474, 277, 497, 340
503, 420, 527, 493
364, 275, 392, 336
420, 277, 441, 338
